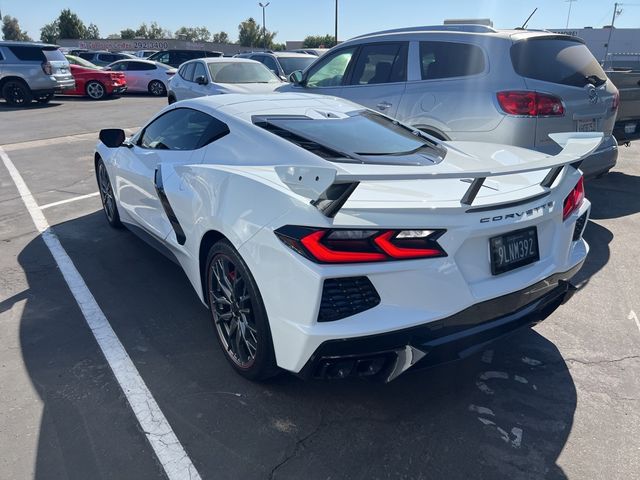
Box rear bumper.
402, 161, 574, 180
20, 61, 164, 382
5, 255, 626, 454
298, 261, 582, 382
109, 85, 128, 95
579, 134, 618, 178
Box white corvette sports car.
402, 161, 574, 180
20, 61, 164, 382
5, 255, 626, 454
95, 93, 597, 382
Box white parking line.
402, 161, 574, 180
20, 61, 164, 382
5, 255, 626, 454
40, 192, 100, 210
0, 146, 201, 480
629, 310, 640, 335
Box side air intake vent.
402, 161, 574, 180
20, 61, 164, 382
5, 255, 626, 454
573, 211, 588, 241
318, 277, 381, 322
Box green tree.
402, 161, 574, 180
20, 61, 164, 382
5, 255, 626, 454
238, 17, 275, 49
175, 26, 210, 42
302, 34, 337, 48
85, 22, 100, 39
57, 9, 87, 39
120, 28, 136, 39
136, 22, 170, 39
40, 21, 59, 43
211, 31, 230, 44
2, 15, 32, 41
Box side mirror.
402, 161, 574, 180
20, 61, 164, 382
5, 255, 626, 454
288, 70, 304, 85
195, 75, 208, 85
99, 129, 125, 148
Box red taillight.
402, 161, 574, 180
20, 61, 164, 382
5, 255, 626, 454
276, 227, 447, 264
166, 71, 175, 76
612, 91, 620, 111
41, 61, 53, 75
563, 177, 585, 221
497, 91, 564, 117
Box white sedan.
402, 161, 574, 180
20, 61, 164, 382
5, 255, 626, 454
167, 57, 283, 103
106, 59, 176, 96
94, 93, 596, 382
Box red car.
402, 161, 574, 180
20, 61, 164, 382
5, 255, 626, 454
64, 64, 127, 100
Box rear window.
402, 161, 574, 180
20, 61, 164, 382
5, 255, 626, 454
420, 42, 485, 79
8, 46, 45, 61
43, 49, 66, 62
255, 110, 444, 166
511, 38, 607, 87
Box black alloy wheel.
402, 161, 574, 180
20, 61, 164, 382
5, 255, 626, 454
96, 158, 122, 228
2, 80, 33, 106
206, 240, 278, 380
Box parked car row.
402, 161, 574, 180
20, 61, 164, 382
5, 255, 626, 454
0, 27, 627, 177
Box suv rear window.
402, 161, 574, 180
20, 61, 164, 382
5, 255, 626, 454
43, 49, 66, 62
511, 38, 607, 87
9, 46, 45, 61
420, 42, 485, 79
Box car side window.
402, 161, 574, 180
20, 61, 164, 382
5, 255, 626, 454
109, 62, 127, 71
139, 108, 230, 151
155, 52, 170, 64
127, 61, 155, 71
420, 41, 485, 80
8, 46, 45, 61
305, 47, 357, 88
0, 51, 4, 61
349, 43, 408, 85
99, 54, 118, 64
180, 63, 196, 81
193, 62, 207, 81
259, 56, 279, 74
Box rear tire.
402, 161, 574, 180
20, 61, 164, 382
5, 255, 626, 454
86, 81, 107, 100
206, 240, 279, 381
96, 158, 123, 228
148, 80, 166, 96
2, 80, 33, 106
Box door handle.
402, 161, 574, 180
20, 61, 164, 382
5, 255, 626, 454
377, 101, 392, 110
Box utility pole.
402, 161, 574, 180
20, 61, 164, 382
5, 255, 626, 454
603, 2, 622, 68
565, 0, 578, 29
334, 0, 338, 45
259, 2, 270, 51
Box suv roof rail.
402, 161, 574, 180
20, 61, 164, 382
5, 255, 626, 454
352, 24, 498, 39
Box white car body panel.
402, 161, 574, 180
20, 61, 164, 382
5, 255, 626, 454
107, 59, 175, 93
95, 93, 595, 376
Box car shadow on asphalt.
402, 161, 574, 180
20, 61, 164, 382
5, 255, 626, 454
0, 101, 63, 112
11, 210, 581, 479
586, 171, 640, 220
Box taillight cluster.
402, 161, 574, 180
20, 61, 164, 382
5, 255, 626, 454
275, 226, 447, 264
612, 91, 620, 112
41, 61, 53, 75
563, 177, 585, 221
497, 91, 564, 117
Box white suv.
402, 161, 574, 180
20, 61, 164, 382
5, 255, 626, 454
283, 25, 619, 177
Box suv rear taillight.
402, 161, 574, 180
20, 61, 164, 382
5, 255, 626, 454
563, 177, 585, 221
275, 227, 447, 264
41, 61, 53, 75
497, 91, 564, 117
612, 91, 620, 111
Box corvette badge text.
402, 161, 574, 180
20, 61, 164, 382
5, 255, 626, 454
480, 201, 555, 223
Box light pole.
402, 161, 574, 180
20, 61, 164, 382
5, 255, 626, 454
565, 0, 578, 29
259, 2, 270, 51
334, 0, 338, 45
603, 2, 623, 68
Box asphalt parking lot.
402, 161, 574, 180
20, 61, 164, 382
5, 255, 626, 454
0, 95, 638, 480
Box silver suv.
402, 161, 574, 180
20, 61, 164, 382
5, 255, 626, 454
0, 41, 74, 106
284, 26, 619, 177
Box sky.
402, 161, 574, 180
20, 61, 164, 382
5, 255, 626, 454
0, 0, 637, 43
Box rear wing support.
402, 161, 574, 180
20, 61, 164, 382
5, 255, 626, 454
275, 133, 603, 218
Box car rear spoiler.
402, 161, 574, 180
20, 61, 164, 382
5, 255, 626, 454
274, 133, 603, 218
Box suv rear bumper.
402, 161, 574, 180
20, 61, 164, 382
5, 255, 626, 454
578, 134, 618, 178
298, 261, 582, 382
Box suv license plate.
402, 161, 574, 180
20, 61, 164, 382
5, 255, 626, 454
489, 227, 539, 275
577, 119, 597, 132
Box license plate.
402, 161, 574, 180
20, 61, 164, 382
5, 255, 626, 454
489, 227, 539, 275
577, 119, 597, 132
